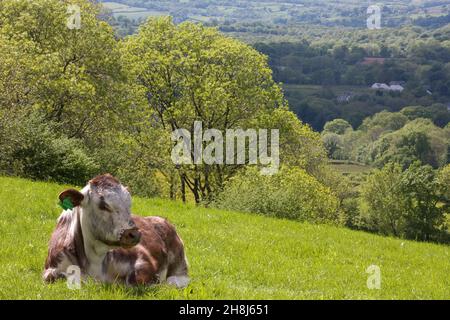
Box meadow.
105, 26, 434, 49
102, 1, 166, 19
0, 176, 449, 299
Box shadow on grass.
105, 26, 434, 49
124, 284, 166, 297
97, 281, 180, 299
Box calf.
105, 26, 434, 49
43, 174, 189, 288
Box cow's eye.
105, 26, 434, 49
98, 201, 112, 212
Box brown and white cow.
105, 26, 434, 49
43, 174, 189, 288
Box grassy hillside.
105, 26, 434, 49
0, 176, 448, 299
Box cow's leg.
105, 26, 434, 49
167, 268, 189, 288
127, 257, 159, 286
166, 249, 190, 288
167, 275, 190, 288
43, 252, 77, 283
43, 267, 66, 283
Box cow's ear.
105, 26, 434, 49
58, 189, 84, 209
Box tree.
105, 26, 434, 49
372, 119, 448, 169
360, 162, 448, 242
249, 108, 326, 174
323, 118, 352, 135
400, 104, 450, 128
360, 163, 406, 236
322, 133, 343, 159
121, 17, 323, 203
360, 111, 408, 132
438, 165, 450, 198
338, 110, 449, 168
0, 0, 128, 143
400, 162, 447, 241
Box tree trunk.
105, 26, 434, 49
180, 174, 186, 203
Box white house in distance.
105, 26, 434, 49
371, 83, 390, 90
389, 84, 405, 92
371, 82, 404, 92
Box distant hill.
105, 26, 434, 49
99, 0, 450, 36
98, 1, 450, 131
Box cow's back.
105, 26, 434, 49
133, 215, 188, 279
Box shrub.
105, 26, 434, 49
213, 166, 341, 224
0, 112, 98, 185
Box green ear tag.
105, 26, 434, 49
59, 198, 74, 210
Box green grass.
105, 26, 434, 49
102, 2, 167, 20
0, 176, 449, 299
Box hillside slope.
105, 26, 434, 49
0, 176, 448, 299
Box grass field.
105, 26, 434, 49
102, 2, 167, 19
0, 176, 449, 299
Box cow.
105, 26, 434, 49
43, 174, 189, 288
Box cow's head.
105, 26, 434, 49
58, 174, 141, 248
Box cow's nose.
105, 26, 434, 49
120, 228, 141, 246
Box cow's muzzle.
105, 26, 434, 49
119, 228, 141, 248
